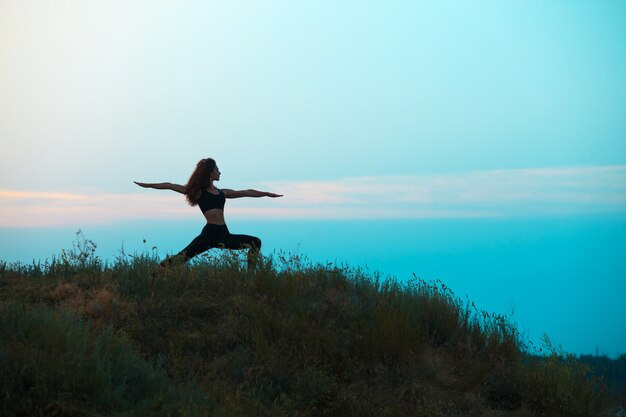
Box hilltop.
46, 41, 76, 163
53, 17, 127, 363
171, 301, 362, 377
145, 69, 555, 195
0, 243, 617, 417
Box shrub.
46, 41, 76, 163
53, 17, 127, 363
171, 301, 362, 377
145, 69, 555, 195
0, 302, 186, 416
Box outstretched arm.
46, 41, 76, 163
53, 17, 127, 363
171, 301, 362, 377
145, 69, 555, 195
134, 181, 186, 194
222, 189, 283, 199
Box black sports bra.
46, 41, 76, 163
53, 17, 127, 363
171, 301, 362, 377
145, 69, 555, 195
197, 189, 225, 212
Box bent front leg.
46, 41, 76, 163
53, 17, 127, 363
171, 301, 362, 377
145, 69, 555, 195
224, 234, 262, 270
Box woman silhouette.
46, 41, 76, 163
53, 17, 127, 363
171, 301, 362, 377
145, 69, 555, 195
134, 158, 282, 269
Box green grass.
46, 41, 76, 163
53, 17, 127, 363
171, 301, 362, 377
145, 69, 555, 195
0, 241, 616, 416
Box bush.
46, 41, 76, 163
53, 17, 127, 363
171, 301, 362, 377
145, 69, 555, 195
0, 302, 184, 416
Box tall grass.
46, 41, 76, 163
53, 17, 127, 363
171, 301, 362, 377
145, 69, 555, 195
0, 239, 614, 416
0, 302, 205, 416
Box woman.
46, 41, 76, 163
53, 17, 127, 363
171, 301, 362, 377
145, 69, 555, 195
134, 158, 283, 269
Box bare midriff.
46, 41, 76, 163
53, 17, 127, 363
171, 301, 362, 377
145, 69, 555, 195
203, 209, 226, 225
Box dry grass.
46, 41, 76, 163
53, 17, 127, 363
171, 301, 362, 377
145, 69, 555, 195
0, 239, 614, 416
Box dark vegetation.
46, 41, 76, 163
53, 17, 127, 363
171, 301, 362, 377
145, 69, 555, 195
0, 234, 620, 416
577, 355, 626, 402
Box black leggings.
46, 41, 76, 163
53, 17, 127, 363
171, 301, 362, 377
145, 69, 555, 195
173, 223, 261, 267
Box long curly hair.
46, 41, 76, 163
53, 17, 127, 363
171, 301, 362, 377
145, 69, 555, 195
185, 158, 216, 206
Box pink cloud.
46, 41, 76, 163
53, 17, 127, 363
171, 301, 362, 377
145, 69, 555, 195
1, 165, 625, 227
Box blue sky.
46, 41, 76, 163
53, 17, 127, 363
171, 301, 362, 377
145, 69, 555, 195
1, 0, 625, 196
1, 1, 626, 356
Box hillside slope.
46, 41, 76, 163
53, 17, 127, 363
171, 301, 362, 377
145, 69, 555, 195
0, 249, 615, 417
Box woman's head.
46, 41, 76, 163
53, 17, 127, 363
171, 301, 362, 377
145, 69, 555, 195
185, 158, 218, 206
197, 158, 218, 179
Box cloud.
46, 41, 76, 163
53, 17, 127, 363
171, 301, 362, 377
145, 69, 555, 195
0, 191, 192, 228
260, 165, 626, 214
1, 165, 625, 227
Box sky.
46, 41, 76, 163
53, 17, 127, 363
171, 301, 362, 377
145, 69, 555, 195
1, 1, 625, 355
1, 0, 625, 193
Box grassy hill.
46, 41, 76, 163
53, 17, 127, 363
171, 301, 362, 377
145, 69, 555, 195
0, 240, 617, 416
